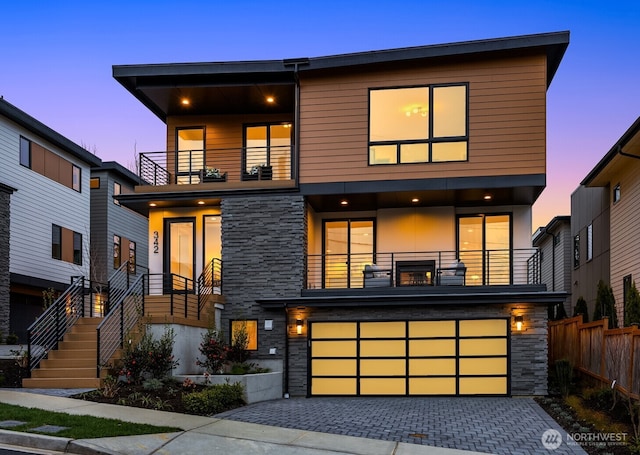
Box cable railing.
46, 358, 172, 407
305, 248, 541, 290
197, 258, 223, 319
96, 273, 145, 378
138, 146, 293, 186
27, 276, 86, 370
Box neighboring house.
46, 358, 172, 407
573, 116, 640, 324
114, 31, 569, 397
532, 216, 572, 318
0, 98, 102, 342
90, 161, 149, 303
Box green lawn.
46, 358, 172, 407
0, 402, 181, 439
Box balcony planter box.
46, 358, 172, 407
173, 371, 283, 403
242, 165, 272, 181
200, 169, 227, 182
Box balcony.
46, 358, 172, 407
305, 248, 541, 291
139, 145, 293, 187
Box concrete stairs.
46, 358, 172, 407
22, 317, 107, 389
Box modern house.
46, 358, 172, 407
532, 216, 572, 318
110, 31, 570, 397
0, 98, 102, 343
572, 116, 640, 324
89, 161, 149, 304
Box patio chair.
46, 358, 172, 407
437, 260, 467, 285
363, 264, 392, 288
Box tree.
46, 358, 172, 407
573, 296, 589, 323
625, 281, 640, 327
593, 280, 618, 329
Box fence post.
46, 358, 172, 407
600, 317, 609, 379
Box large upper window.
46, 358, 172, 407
369, 84, 467, 165
244, 123, 291, 180
176, 127, 204, 184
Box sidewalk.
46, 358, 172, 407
0, 390, 482, 455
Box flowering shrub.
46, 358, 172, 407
196, 329, 228, 374
120, 326, 179, 384
227, 322, 251, 365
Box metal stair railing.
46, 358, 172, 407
197, 258, 222, 319
96, 274, 145, 378
107, 262, 148, 314
27, 276, 86, 371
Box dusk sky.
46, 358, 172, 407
2, 1, 638, 230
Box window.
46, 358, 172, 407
613, 184, 621, 203
573, 234, 580, 268
553, 234, 560, 246
244, 123, 291, 180
73, 232, 82, 265
113, 182, 121, 205
369, 84, 467, 165
113, 235, 121, 269
90, 177, 100, 189
128, 240, 136, 274
52, 225, 61, 260
20, 136, 31, 167
72, 165, 81, 192
177, 127, 204, 184
231, 320, 258, 351
457, 214, 511, 285
624, 274, 632, 322
323, 219, 375, 288
587, 224, 593, 261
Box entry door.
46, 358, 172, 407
324, 220, 374, 288
164, 218, 195, 291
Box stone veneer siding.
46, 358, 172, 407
291, 302, 548, 397
0, 188, 11, 337
220, 194, 306, 388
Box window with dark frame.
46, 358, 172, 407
573, 234, 580, 268
230, 320, 258, 351
113, 235, 121, 269
73, 232, 82, 265
586, 224, 593, 261
20, 136, 31, 168
369, 84, 468, 165
128, 240, 136, 274
72, 165, 81, 192
90, 177, 100, 189
113, 182, 121, 205
52, 225, 61, 260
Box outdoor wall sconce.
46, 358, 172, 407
514, 315, 524, 331
296, 319, 304, 335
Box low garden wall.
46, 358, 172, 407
174, 371, 282, 404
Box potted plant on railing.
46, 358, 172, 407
200, 167, 227, 182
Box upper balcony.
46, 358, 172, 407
138, 145, 294, 189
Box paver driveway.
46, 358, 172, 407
216, 396, 588, 454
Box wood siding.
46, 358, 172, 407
610, 149, 640, 320
0, 116, 91, 285
298, 54, 548, 184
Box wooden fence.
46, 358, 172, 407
549, 316, 640, 398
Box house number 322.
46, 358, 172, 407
153, 231, 159, 254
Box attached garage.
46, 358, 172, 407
309, 319, 509, 396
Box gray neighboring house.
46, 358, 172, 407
0, 98, 102, 342
90, 161, 149, 297
533, 216, 572, 318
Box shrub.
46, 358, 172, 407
196, 329, 228, 374
120, 326, 179, 384
182, 382, 245, 415
573, 297, 589, 323
5, 334, 18, 345
593, 280, 618, 328
227, 321, 251, 365
142, 378, 164, 391
555, 359, 573, 398
626, 281, 640, 327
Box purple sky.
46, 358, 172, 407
2, 1, 638, 230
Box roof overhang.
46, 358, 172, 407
582, 116, 640, 187
0, 98, 102, 167
113, 31, 569, 122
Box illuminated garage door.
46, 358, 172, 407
309, 319, 508, 396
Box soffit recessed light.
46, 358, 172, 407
483, 194, 492, 200
411, 197, 420, 203
266, 96, 275, 103
340, 199, 349, 206
197, 201, 205, 205
149, 202, 157, 207
181, 98, 190, 106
